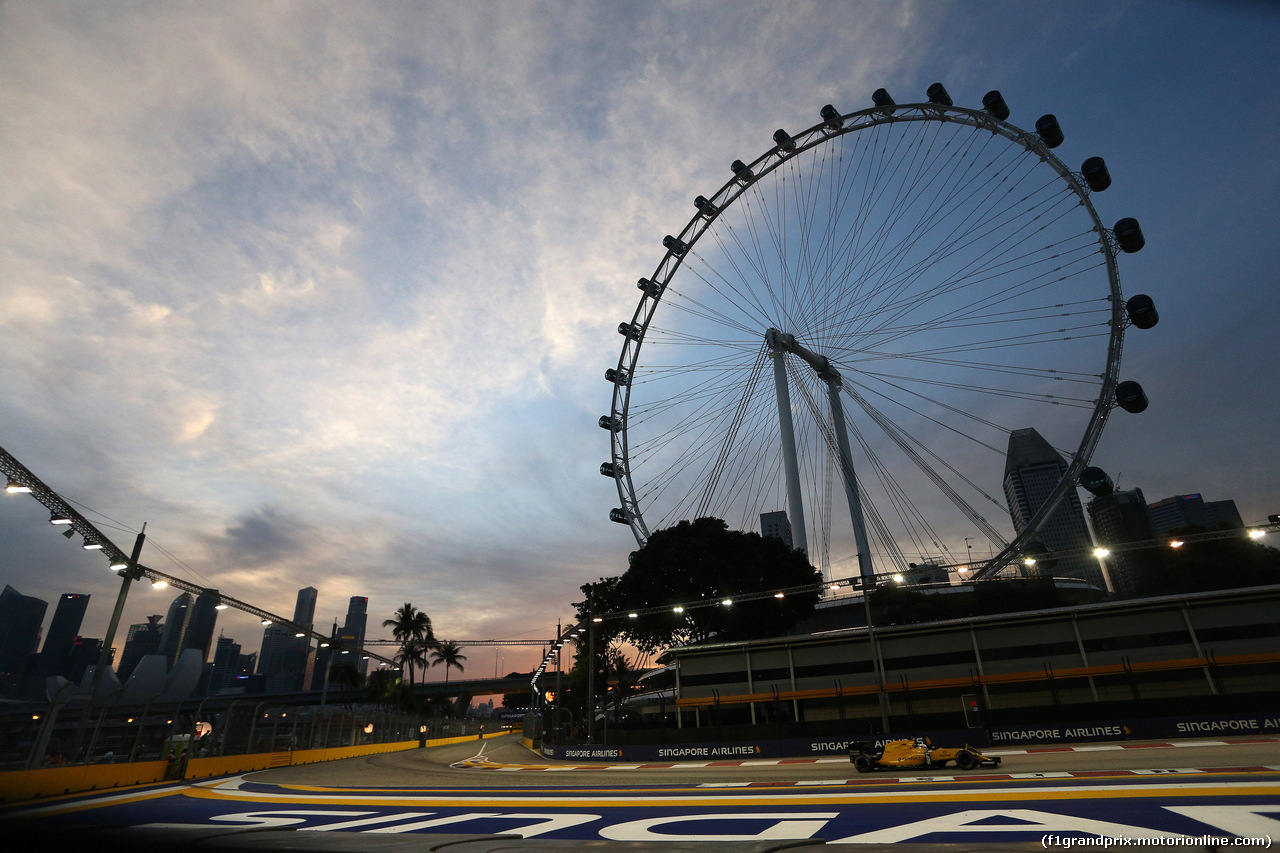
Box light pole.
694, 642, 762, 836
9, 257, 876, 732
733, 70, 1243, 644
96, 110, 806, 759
586, 621, 596, 743
71, 525, 147, 762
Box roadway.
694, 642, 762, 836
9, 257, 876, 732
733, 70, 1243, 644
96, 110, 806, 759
4, 735, 1279, 849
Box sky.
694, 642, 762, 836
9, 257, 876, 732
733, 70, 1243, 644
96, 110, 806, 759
2, 0, 1279, 680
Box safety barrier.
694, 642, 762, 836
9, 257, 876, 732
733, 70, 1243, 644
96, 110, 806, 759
0, 731, 509, 803
0, 760, 168, 803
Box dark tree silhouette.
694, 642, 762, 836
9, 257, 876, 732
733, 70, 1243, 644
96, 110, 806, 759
575, 517, 823, 654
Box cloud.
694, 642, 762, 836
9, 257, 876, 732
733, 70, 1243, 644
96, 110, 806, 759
210, 506, 305, 567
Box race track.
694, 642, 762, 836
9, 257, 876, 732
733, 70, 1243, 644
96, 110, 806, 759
5, 734, 1279, 849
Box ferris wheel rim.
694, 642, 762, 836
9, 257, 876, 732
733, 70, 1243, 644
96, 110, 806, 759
606, 99, 1128, 573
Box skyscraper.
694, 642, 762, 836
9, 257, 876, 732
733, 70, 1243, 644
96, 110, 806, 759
293, 587, 318, 630
1002, 428, 1100, 588
290, 586, 318, 689
760, 511, 794, 549
157, 593, 192, 667
344, 596, 369, 675
210, 635, 242, 695
257, 624, 308, 693
64, 636, 107, 683
0, 585, 48, 690
1087, 488, 1156, 596
38, 593, 89, 678
182, 590, 220, 664
118, 616, 163, 681
1148, 494, 1245, 537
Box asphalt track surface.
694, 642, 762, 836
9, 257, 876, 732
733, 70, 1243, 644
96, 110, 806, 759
5, 734, 1280, 851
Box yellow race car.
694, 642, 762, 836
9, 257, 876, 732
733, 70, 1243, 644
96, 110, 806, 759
849, 737, 1000, 772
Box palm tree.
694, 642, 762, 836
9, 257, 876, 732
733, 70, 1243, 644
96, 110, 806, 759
395, 637, 432, 687
382, 602, 433, 684
430, 640, 467, 684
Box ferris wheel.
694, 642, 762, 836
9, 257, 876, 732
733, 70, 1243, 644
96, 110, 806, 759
600, 84, 1157, 583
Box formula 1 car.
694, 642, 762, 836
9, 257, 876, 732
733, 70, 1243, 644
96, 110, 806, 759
848, 738, 1000, 772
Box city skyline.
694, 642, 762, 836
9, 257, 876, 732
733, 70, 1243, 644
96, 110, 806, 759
2, 2, 1279, 672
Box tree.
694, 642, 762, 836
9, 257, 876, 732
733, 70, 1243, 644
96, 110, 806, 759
366, 668, 401, 711
575, 517, 824, 654
502, 691, 533, 710
382, 602, 434, 685
328, 661, 364, 712
1130, 526, 1280, 596
430, 640, 467, 684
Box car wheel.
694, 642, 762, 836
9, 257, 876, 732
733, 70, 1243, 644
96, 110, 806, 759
854, 754, 873, 773
955, 750, 977, 770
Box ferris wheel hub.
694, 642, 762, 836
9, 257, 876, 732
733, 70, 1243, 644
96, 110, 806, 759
765, 327, 842, 387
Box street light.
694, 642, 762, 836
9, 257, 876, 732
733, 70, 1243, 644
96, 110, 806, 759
1093, 548, 1116, 594
5, 479, 32, 494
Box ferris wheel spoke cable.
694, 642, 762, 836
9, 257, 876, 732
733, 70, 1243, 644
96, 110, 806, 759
634, 365, 779, 525
823, 378, 951, 566
844, 387, 1008, 521
696, 345, 769, 518
829, 122, 1004, 328
832, 179, 1078, 349
847, 294, 1110, 344
830, 224, 1099, 347
842, 383, 1009, 545
828, 153, 1063, 330
851, 349, 1103, 388
659, 285, 771, 339
790, 360, 922, 572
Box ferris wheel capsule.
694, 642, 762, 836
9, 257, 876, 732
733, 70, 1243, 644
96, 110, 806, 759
1114, 217, 1145, 253
871, 87, 896, 114
1082, 156, 1112, 192
1125, 294, 1159, 329
926, 82, 953, 106
1115, 380, 1149, 413
1079, 466, 1115, 497
1036, 114, 1065, 148
662, 235, 689, 255
982, 90, 1010, 120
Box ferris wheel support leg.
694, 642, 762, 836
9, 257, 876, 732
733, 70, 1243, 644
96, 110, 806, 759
828, 381, 875, 585
770, 352, 808, 556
